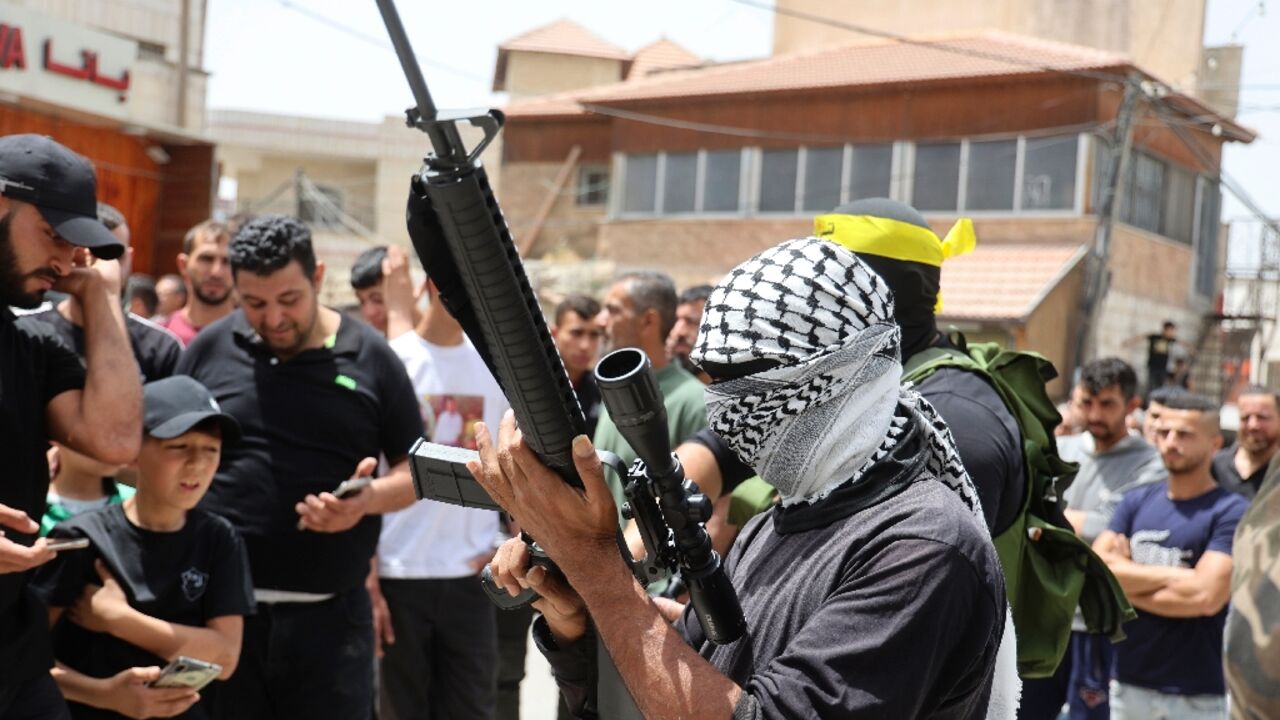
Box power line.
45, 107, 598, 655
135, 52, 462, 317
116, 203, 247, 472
727, 0, 1132, 86
274, 0, 488, 84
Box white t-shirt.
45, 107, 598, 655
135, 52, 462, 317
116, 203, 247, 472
378, 332, 510, 579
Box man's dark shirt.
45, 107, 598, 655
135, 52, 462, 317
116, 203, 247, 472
916, 365, 1025, 534
0, 310, 86, 684
30, 307, 181, 382
31, 505, 254, 719
537, 423, 1005, 718
1212, 444, 1270, 500
175, 310, 423, 594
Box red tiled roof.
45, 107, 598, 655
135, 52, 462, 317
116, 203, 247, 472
506, 30, 1127, 117
497, 19, 629, 60
939, 243, 1087, 321
626, 39, 702, 81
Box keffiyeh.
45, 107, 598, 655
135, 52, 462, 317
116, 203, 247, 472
690, 236, 982, 519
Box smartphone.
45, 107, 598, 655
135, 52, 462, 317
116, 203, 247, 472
45, 538, 90, 552
332, 475, 372, 499
149, 656, 222, 691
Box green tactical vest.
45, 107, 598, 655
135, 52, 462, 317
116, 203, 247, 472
903, 341, 1136, 678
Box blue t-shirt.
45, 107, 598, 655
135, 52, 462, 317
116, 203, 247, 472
1107, 481, 1248, 696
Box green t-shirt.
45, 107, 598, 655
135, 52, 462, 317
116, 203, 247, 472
41, 480, 135, 536
593, 362, 708, 524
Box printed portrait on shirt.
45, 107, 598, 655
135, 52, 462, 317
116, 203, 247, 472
422, 393, 486, 449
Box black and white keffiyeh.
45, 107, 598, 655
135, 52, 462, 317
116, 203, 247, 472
690, 237, 983, 520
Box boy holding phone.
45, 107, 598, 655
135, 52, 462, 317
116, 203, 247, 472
31, 377, 254, 719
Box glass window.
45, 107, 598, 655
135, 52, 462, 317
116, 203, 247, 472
849, 144, 893, 201
702, 150, 741, 212
622, 154, 658, 214
759, 149, 799, 213
801, 146, 843, 212
965, 139, 1016, 211
576, 167, 609, 206
1022, 136, 1078, 210
1161, 166, 1196, 244
912, 143, 961, 212
1123, 152, 1164, 234
662, 152, 697, 214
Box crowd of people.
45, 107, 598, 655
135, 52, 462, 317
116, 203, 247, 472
1, 133, 1277, 720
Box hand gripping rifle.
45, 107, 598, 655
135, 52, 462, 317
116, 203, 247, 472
374, 0, 744, 644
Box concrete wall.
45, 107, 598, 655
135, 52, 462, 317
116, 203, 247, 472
24, 0, 209, 130
1021, 261, 1086, 398
498, 161, 607, 259
773, 0, 1206, 91
504, 51, 623, 100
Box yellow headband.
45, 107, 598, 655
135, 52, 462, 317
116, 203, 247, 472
812, 214, 977, 268
813, 213, 977, 313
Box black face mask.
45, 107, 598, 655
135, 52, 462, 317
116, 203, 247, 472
855, 253, 939, 359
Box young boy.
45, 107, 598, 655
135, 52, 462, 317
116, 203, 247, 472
42, 445, 133, 536
31, 376, 253, 719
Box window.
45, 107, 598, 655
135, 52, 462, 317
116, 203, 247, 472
759, 149, 799, 212
1123, 152, 1165, 234
622, 154, 658, 214
663, 152, 697, 214
849, 144, 893, 202
965, 139, 1017, 211
1194, 179, 1221, 297
912, 143, 961, 211
802, 146, 843, 212
703, 150, 741, 212
576, 167, 609, 206
1161, 166, 1196, 244
1022, 136, 1078, 210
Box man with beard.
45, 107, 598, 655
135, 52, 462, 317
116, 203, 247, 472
1026, 358, 1165, 719
163, 220, 235, 345
0, 134, 141, 719
472, 237, 1012, 718
1095, 394, 1246, 718
1211, 385, 1280, 499
29, 203, 182, 382
175, 215, 423, 719
666, 284, 712, 382
552, 294, 603, 437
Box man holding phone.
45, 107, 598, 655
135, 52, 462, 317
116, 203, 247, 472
0, 134, 141, 719
175, 216, 422, 720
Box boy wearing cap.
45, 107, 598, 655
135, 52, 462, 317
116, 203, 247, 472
0, 134, 140, 719
31, 377, 253, 720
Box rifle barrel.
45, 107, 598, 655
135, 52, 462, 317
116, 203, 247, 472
373, 0, 461, 159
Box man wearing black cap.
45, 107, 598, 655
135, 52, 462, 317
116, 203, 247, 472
0, 134, 141, 718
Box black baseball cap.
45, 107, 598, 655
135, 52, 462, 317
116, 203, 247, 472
0, 134, 124, 260
144, 376, 242, 444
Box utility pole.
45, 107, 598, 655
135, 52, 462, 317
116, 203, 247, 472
176, 0, 191, 128
1074, 72, 1144, 373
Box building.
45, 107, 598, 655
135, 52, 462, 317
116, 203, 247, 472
772, 0, 1242, 117
0, 0, 214, 275
208, 110, 502, 306
498, 31, 1251, 397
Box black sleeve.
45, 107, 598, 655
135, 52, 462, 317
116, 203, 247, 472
201, 518, 256, 619
733, 539, 1001, 719
531, 616, 598, 719
687, 428, 756, 495
27, 525, 96, 608
150, 333, 182, 381
17, 317, 86, 402
374, 342, 426, 463
918, 372, 1024, 534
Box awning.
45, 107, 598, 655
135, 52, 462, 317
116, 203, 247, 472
939, 243, 1087, 322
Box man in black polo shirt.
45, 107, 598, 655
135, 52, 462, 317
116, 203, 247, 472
1212, 385, 1280, 499
175, 215, 422, 720
28, 202, 181, 382
0, 134, 141, 718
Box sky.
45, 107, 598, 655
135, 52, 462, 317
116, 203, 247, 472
204, 0, 1280, 253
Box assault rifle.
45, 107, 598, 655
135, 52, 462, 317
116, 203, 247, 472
374, 0, 744, 643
